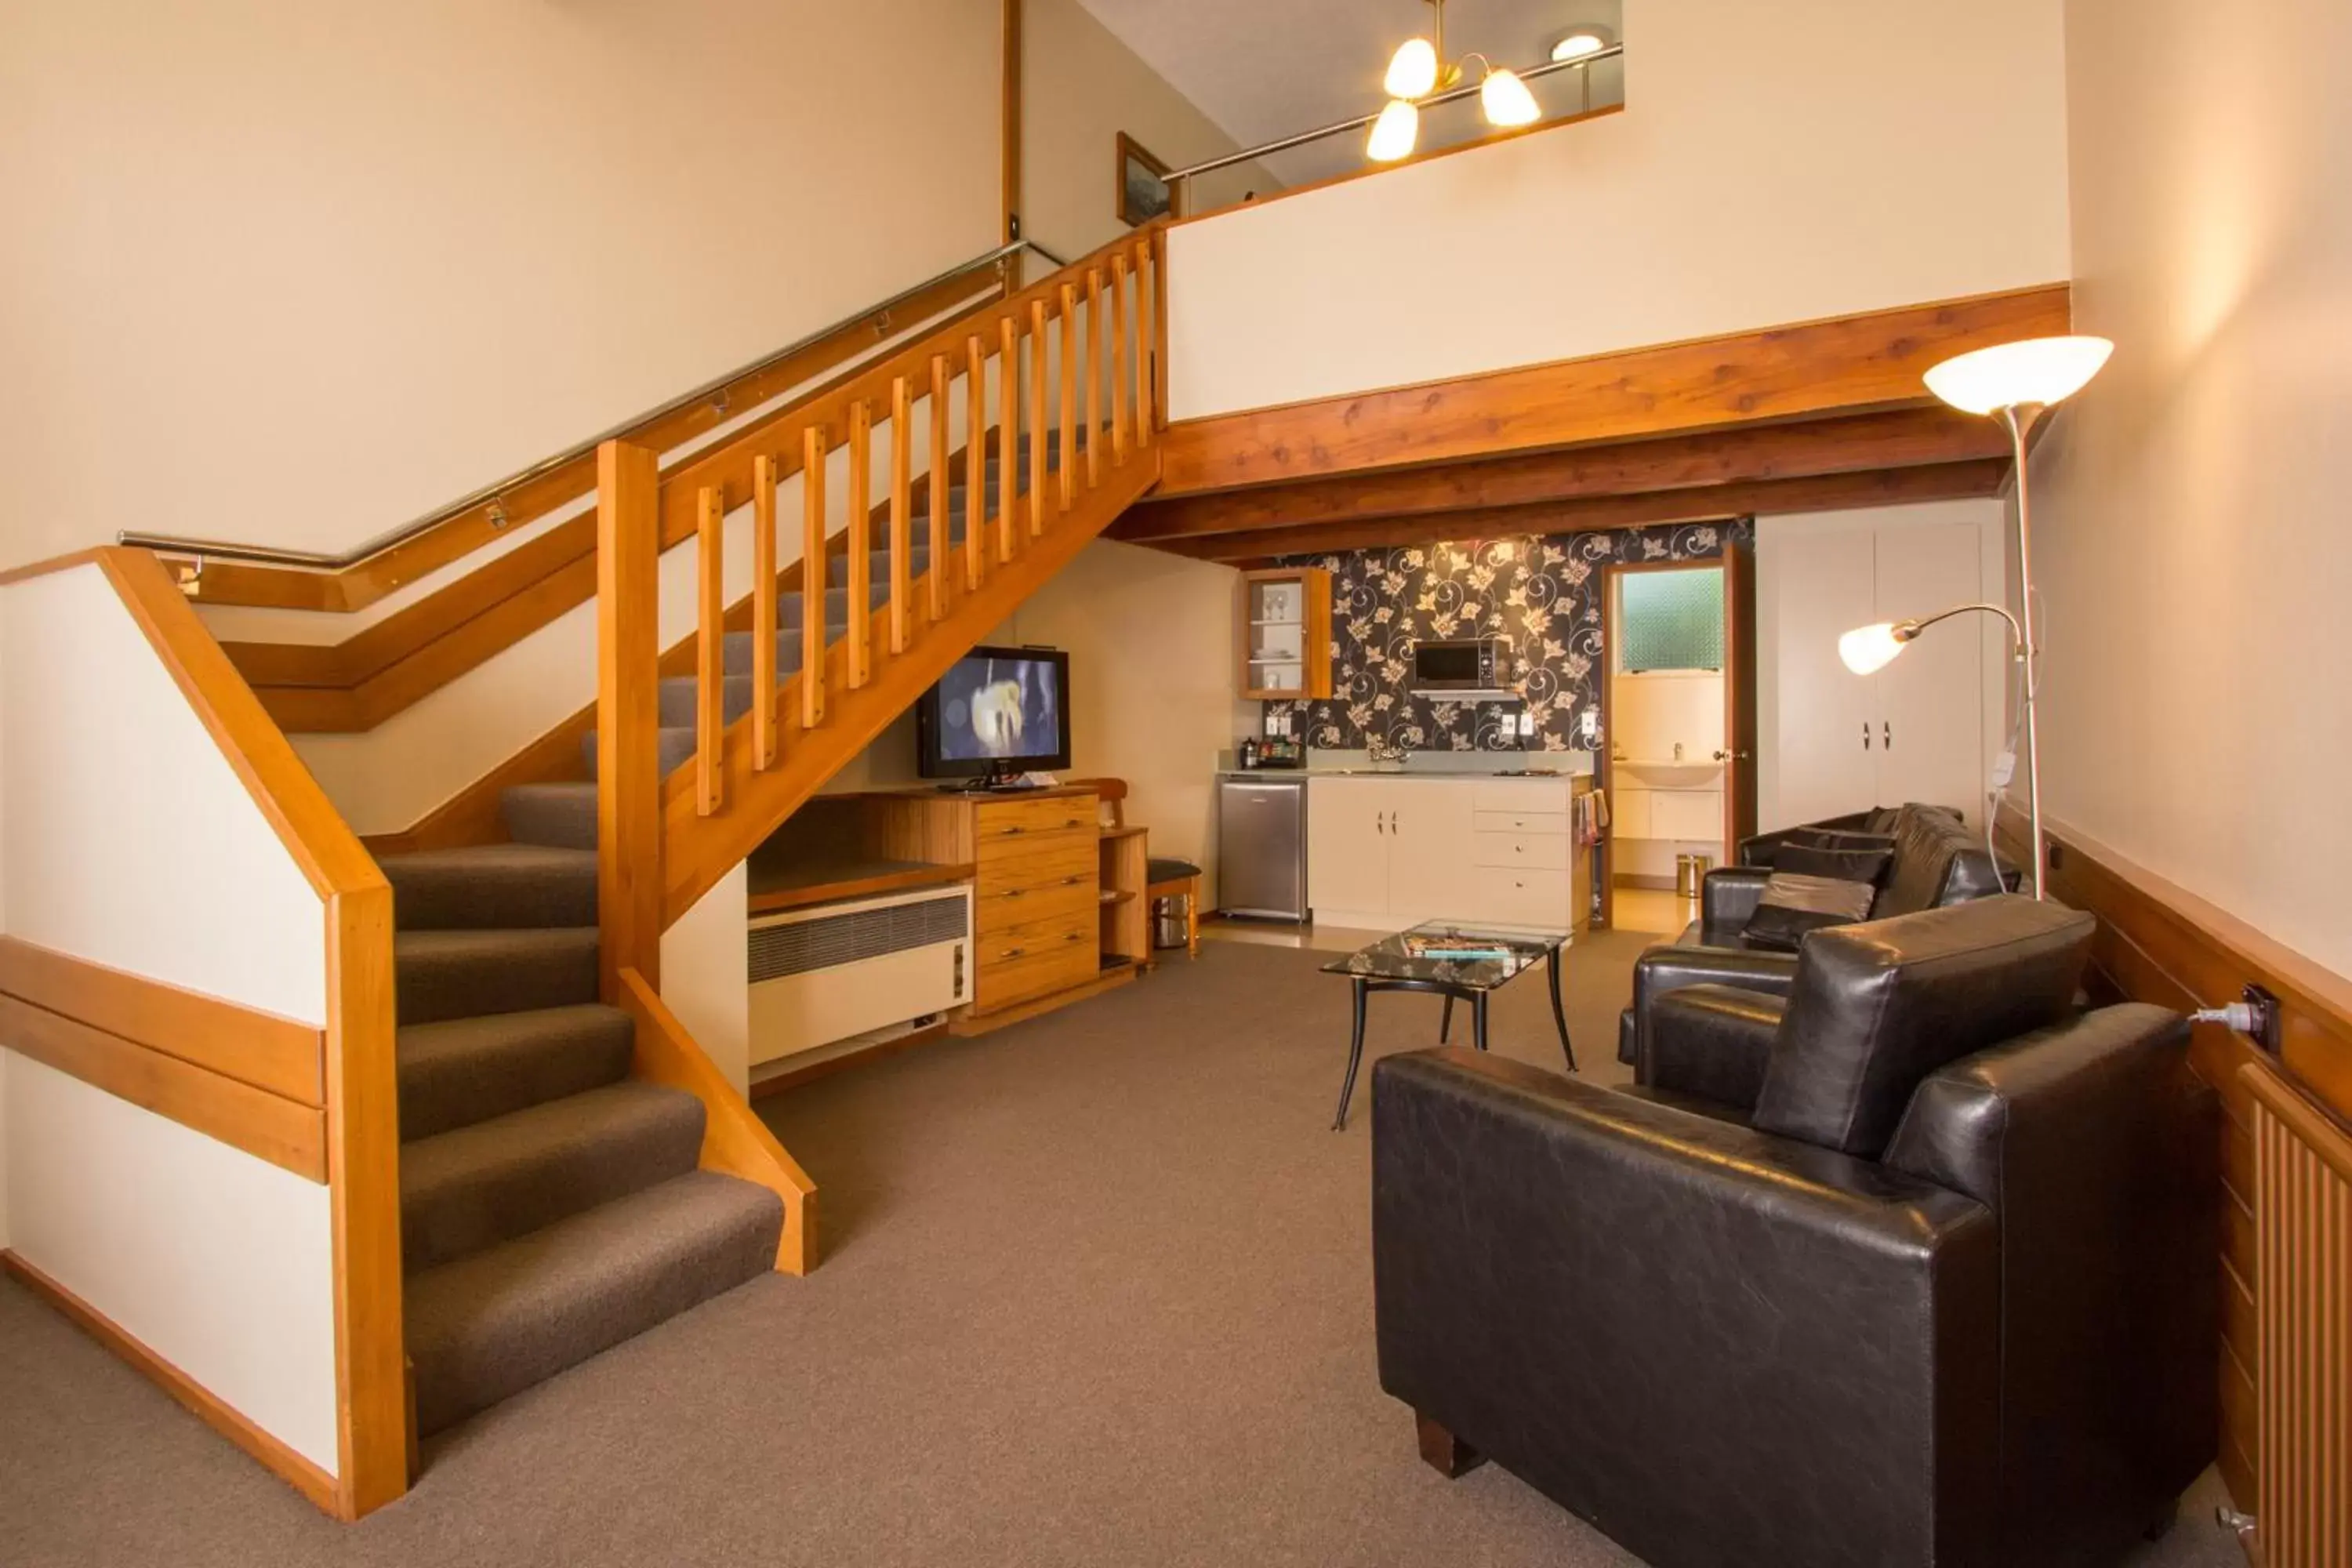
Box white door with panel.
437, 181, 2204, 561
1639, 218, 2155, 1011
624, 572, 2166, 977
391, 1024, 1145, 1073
1759, 503, 2003, 829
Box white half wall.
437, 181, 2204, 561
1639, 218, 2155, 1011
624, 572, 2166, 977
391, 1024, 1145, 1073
1165, 0, 2073, 419
3, 1054, 340, 1473
2030, 0, 2352, 976
661, 864, 752, 1096
2, 565, 325, 1023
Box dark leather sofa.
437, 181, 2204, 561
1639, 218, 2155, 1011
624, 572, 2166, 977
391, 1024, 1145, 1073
1617, 803, 2009, 1065
1371, 896, 2218, 1568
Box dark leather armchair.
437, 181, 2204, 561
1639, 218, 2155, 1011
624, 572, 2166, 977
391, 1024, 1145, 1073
1373, 897, 2218, 1568
1617, 803, 2010, 1064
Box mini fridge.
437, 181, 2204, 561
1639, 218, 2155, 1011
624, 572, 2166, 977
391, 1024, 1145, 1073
1217, 774, 1308, 921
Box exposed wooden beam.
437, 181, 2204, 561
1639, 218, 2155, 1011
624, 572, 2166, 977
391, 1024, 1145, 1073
1155, 285, 2071, 497
1116, 407, 2005, 543
1166, 459, 2011, 564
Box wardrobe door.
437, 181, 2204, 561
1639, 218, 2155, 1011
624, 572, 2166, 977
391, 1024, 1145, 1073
1872, 522, 1988, 820
1767, 527, 1879, 827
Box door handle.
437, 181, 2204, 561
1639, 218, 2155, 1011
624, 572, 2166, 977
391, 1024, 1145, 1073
1883, 720, 1892, 750
1863, 721, 1872, 752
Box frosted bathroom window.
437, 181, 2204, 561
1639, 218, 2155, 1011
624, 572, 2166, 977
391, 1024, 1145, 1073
1617, 568, 1724, 672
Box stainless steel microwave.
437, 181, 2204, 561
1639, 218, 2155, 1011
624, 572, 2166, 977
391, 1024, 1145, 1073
1411, 636, 1512, 695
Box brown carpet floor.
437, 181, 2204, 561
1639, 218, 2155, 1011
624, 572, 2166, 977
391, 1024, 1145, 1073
1, 925, 2245, 1566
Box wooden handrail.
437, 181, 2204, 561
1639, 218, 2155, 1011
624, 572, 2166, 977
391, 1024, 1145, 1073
6, 550, 410, 1521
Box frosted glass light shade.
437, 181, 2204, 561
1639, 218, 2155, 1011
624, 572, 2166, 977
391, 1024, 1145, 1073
1367, 99, 1420, 161
1838, 622, 1911, 675
1552, 31, 1607, 60
1924, 336, 2114, 415
1385, 37, 1439, 99
1481, 67, 1541, 126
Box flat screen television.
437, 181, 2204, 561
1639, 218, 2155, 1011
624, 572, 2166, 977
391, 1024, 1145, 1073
915, 644, 1073, 787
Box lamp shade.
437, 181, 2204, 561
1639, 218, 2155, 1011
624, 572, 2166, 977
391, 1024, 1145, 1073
1367, 98, 1420, 161
1481, 67, 1541, 126
1838, 622, 1910, 675
1924, 336, 2114, 416
1552, 31, 1607, 60
1384, 36, 1439, 99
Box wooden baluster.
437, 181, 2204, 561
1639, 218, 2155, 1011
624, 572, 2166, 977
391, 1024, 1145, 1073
888, 376, 913, 655
694, 485, 724, 816
595, 439, 662, 999
847, 400, 873, 689
1086, 270, 1104, 487
964, 336, 986, 592
751, 454, 779, 771
1058, 283, 1079, 505
1136, 242, 1156, 448
997, 317, 1018, 565
1150, 230, 1171, 441
1028, 299, 1048, 534
1110, 252, 1131, 464
928, 353, 950, 622
801, 426, 826, 728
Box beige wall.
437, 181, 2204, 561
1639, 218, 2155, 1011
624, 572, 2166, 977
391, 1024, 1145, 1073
2031, 0, 2352, 975
1022, 0, 1277, 259
0, 0, 1000, 571
1164, 0, 2073, 419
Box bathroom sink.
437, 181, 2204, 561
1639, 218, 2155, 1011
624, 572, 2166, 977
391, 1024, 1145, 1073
1613, 759, 1725, 787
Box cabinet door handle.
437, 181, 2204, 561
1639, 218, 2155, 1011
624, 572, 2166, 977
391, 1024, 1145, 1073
1375, 813, 1384, 836
1863, 721, 1872, 752
1883, 720, 1892, 750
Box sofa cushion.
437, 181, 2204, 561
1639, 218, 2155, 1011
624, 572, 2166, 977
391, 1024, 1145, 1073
1740, 872, 1879, 952
1873, 804, 2005, 917
1751, 895, 2095, 1158
1775, 837, 1896, 887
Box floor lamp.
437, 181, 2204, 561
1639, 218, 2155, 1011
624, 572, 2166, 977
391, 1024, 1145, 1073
1837, 335, 2114, 899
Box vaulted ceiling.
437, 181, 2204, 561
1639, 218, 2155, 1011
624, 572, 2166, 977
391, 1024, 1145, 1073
1075, 0, 1625, 185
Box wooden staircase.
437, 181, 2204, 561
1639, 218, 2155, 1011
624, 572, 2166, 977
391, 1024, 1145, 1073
597, 230, 1166, 981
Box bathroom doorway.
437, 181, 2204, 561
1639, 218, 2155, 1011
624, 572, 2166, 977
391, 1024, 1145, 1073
1595, 549, 1757, 930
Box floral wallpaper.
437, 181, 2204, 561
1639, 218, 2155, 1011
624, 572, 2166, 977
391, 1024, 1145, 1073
1263, 521, 1752, 753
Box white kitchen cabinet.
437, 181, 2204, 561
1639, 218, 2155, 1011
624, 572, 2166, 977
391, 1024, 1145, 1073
1308, 775, 1584, 929
1650, 790, 1724, 841
1759, 502, 2005, 830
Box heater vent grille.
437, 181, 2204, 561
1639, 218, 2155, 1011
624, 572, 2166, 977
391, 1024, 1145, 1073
750, 895, 968, 982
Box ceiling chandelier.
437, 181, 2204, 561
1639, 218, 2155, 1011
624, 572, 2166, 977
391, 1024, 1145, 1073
1370, 0, 1542, 162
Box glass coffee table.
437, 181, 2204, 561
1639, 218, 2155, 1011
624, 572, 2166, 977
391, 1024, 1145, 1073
1322, 921, 1576, 1130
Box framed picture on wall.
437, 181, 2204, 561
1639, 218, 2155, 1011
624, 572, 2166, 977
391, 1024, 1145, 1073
1116, 132, 1173, 227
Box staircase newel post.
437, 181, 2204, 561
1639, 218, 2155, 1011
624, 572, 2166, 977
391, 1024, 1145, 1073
596, 438, 663, 999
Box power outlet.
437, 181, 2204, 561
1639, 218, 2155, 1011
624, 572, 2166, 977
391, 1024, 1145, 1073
2241, 984, 2283, 1056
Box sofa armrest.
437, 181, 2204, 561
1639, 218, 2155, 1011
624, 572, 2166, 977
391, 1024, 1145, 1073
1622, 941, 1799, 1064
1371, 1049, 1999, 1568
1641, 984, 1784, 1110
1701, 866, 1772, 929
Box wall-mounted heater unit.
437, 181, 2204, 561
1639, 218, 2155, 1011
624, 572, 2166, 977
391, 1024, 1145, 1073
748, 887, 971, 1069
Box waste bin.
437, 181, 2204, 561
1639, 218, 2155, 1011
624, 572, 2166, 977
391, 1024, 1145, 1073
1153, 895, 1191, 950
1675, 852, 1715, 899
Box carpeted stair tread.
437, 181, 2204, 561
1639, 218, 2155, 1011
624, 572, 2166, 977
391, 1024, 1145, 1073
500, 782, 598, 851
578, 724, 696, 781
659, 672, 759, 728
400, 1080, 706, 1273
405, 1170, 782, 1436
396, 927, 599, 1025
379, 843, 598, 931
396, 1003, 635, 1142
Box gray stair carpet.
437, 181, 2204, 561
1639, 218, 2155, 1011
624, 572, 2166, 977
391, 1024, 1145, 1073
379, 782, 783, 1437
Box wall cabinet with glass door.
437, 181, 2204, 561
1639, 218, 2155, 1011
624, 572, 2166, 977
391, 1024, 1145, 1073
1239, 567, 1333, 700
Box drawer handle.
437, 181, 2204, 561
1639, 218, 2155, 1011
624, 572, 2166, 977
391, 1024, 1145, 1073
1065, 932, 1085, 945
1063, 875, 1085, 886
1003, 888, 1025, 899
1001, 946, 1026, 960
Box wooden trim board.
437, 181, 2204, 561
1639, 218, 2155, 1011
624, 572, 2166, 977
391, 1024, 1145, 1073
1153, 285, 2073, 498
0, 935, 322, 1105
2022, 813, 2352, 1515
2, 1250, 342, 1515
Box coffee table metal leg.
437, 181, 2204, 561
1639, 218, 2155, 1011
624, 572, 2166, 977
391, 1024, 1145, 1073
1473, 991, 1490, 1052
1334, 978, 1370, 1131
1439, 993, 1454, 1044
1548, 952, 1577, 1073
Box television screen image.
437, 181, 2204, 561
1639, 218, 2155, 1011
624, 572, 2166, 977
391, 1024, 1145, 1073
917, 646, 1073, 779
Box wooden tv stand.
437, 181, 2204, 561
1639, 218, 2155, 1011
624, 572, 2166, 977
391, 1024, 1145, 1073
866, 786, 1142, 1029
